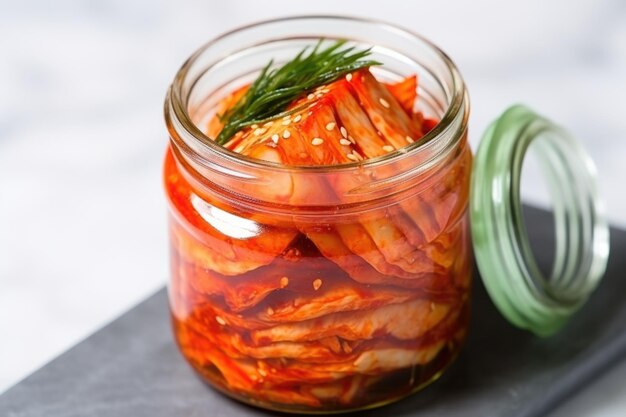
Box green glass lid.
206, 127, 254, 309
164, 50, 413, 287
471, 105, 610, 337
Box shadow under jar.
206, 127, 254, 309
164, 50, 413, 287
163, 16, 471, 413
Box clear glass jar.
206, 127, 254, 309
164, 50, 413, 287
164, 16, 471, 413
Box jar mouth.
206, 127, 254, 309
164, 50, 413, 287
165, 15, 469, 175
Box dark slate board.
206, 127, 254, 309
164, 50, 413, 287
2, 206, 626, 417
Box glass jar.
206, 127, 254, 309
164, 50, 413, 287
164, 16, 471, 413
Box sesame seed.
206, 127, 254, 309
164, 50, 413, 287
263, 121, 273, 127
258, 368, 268, 377
307, 93, 315, 100
382, 145, 395, 152
251, 124, 259, 129
281, 119, 291, 125
325, 122, 336, 131
254, 128, 267, 136
339, 138, 351, 146
340, 126, 348, 138
346, 153, 359, 161
280, 276, 289, 288
379, 98, 390, 108
271, 134, 279, 144
266, 306, 274, 316
316, 93, 323, 99
282, 115, 291, 120
282, 130, 291, 139
307, 111, 313, 116
313, 278, 323, 290
346, 73, 353, 82
293, 114, 302, 122
311, 137, 324, 146
406, 136, 414, 143
348, 135, 356, 144
215, 316, 226, 326
321, 88, 330, 94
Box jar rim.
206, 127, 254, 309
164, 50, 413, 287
165, 15, 469, 174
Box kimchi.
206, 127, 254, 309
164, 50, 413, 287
165, 40, 472, 412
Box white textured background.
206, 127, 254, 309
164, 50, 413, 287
1, 1, 625, 415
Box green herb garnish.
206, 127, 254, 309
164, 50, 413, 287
215, 40, 381, 144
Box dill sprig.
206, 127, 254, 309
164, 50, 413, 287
215, 40, 381, 144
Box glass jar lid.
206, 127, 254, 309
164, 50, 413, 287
471, 105, 610, 337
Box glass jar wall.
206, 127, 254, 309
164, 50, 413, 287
164, 16, 471, 413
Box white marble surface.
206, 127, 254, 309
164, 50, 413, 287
1, 0, 625, 414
